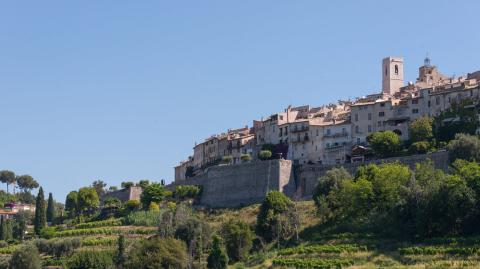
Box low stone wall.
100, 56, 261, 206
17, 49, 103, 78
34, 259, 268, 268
168, 159, 294, 208
168, 151, 450, 208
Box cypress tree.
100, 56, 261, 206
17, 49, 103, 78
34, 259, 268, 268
0, 216, 4, 240
34, 187, 47, 235
46, 192, 55, 223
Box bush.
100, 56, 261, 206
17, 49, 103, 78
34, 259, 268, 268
125, 238, 188, 269
34, 238, 81, 258
258, 150, 272, 160
408, 141, 430, 154
272, 258, 354, 268
221, 155, 233, 164
123, 200, 141, 213
67, 250, 115, 269
240, 154, 252, 162
448, 133, 480, 162
10, 244, 41, 269
40, 226, 56, 239
175, 185, 201, 200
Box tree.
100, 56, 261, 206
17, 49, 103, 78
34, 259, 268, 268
65, 191, 79, 218
92, 180, 107, 197
108, 186, 118, 192
175, 185, 201, 200
125, 237, 188, 269
448, 133, 480, 162
13, 210, 31, 240
16, 175, 39, 193
121, 181, 134, 189
256, 191, 294, 242
137, 180, 150, 189
9, 244, 41, 269
367, 131, 401, 158
175, 218, 212, 265
313, 167, 352, 219
46, 193, 55, 223
140, 183, 168, 209
258, 150, 272, 160
34, 187, 47, 235
207, 235, 228, 269
221, 220, 254, 262
123, 199, 140, 213
0, 170, 15, 194
0, 216, 13, 241
409, 116, 433, 142
77, 187, 100, 215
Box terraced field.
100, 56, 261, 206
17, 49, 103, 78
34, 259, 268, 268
238, 234, 480, 269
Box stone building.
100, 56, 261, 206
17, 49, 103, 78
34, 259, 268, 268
174, 56, 480, 182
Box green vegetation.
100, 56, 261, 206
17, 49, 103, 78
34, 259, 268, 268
367, 130, 401, 157
140, 183, 168, 208
258, 150, 272, 160
207, 235, 228, 269
34, 187, 47, 235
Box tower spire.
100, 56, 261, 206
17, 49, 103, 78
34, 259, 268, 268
424, 52, 431, 67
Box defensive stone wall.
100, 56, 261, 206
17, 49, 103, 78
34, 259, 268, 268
168, 151, 450, 208
168, 159, 294, 208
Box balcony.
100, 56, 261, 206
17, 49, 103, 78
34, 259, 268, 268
290, 126, 309, 133
291, 136, 310, 143
323, 132, 349, 138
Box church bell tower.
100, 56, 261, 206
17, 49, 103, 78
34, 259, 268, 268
382, 57, 404, 95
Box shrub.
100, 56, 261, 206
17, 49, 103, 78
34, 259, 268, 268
408, 141, 430, 154
10, 244, 41, 269
221, 155, 233, 164
240, 154, 252, 162
258, 150, 272, 160
67, 250, 115, 269
175, 185, 201, 200
272, 258, 354, 269
123, 200, 141, 213
40, 226, 56, 239
149, 202, 160, 211
447, 133, 480, 162
125, 238, 188, 269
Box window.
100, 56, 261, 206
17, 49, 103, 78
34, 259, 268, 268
394, 64, 399, 74
357, 138, 361, 144
377, 121, 381, 127
326, 129, 331, 135
380, 103, 385, 107
436, 97, 440, 105
355, 126, 360, 133
316, 129, 319, 136
368, 113, 372, 120
379, 111, 385, 117
428, 100, 431, 107
412, 108, 419, 114
368, 125, 372, 132
279, 115, 283, 120
355, 113, 358, 121
412, 99, 418, 104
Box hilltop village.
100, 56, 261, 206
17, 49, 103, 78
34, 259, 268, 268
175, 57, 480, 181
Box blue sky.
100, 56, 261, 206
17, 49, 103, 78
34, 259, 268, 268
1, 1, 479, 201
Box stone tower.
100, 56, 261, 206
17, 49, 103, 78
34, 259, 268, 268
382, 57, 404, 95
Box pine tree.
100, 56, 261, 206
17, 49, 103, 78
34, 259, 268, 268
46, 192, 55, 223
0, 216, 4, 240
34, 187, 47, 235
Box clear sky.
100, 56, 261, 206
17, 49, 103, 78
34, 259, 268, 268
1, 1, 479, 201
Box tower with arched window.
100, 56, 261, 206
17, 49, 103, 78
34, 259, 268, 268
382, 57, 404, 95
